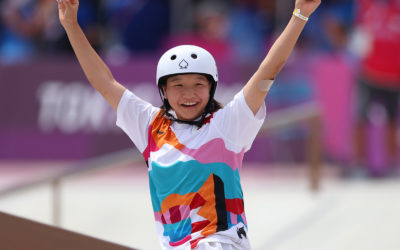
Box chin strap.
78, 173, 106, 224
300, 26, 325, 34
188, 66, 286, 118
163, 110, 207, 128
162, 97, 215, 128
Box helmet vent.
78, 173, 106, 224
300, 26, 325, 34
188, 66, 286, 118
171, 55, 177, 60
191, 54, 198, 59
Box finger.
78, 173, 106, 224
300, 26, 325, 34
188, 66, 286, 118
63, 0, 74, 10
64, 0, 78, 7
70, 0, 79, 8
56, 0, 65, 10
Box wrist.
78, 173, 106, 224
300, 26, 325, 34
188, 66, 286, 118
62, 20, 79, 30
293, 8, 309, 22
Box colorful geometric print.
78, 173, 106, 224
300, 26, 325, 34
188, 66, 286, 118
143, 111, 245, 171
144, 111, 247, 249
149, 161, 243, 209
150, 171, 247, 248
143, 112, 184, 163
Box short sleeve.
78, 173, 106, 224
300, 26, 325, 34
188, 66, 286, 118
116, 90, 159, 152
212, 89, 266, 151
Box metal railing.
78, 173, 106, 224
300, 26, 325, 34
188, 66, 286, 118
259, 102, 322, 191
0, 101, 322, 227
0, 148, 144, 226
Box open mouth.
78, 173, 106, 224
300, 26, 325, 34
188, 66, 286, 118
181, 102, 198, 107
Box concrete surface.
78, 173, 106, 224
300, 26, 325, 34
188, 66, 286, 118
0, 162, 399, 250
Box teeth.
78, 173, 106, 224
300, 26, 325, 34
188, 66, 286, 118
183, 102, 196, 106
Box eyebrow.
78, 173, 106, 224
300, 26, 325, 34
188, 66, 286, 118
170, 77, 181, 82
195, 76, 207, 81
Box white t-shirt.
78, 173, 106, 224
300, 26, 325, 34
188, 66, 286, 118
117, 89, 266, 249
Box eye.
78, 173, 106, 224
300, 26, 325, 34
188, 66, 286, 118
171, 55, 177, 60
191, 54, 198, 59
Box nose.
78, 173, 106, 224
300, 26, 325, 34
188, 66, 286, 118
182, 86, 196, 97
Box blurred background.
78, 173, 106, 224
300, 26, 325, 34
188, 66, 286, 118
0, 0, 400, 249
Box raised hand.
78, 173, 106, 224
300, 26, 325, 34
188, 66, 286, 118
56, 0, 79, 28
295, 0, 321, 17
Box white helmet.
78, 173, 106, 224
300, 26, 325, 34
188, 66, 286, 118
156, 45, 218, 87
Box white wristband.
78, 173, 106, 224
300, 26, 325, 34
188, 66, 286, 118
293, 9, 309, 22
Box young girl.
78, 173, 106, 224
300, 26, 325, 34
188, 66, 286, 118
57, 0, 321, 249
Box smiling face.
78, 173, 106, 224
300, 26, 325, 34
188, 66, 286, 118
163, 74, 212, 121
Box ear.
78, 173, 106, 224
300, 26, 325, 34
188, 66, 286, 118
162, 86, 168, 99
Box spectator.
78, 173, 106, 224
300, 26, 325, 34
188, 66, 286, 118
104, 0, 170, 54
352, 0, 400, 177
0, 0, 40, 63
228, 0, 271, 63
162, 1, 232, 61
74, 0, 105, 52
0, 0, 104, 63
301, 0, 354, 52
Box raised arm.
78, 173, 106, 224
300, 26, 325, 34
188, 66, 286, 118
57, 0, 126, 111
243, 0, 321, 115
